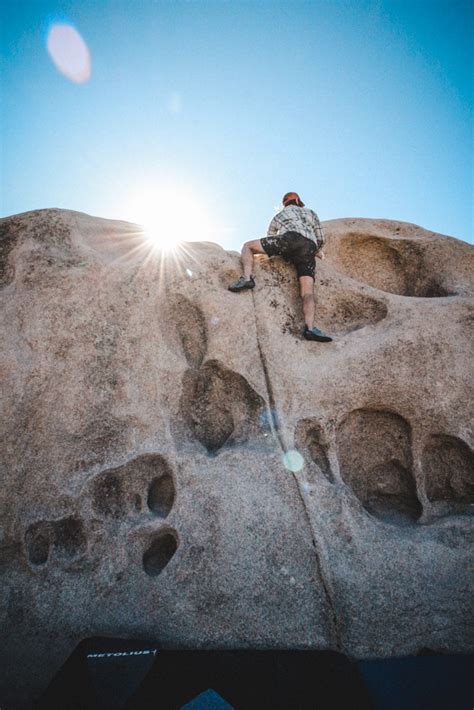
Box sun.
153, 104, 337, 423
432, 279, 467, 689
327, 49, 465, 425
123, 183, 218, 252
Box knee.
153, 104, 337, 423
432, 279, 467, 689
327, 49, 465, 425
243, 239, 262, 253
302, 292, 314, 302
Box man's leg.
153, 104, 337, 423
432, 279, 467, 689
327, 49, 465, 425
299, 275, 315, 330
241, 239, 266, 279
228, 239, 267, 292
299, 274, 332, 341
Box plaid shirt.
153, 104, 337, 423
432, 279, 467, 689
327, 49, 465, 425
266, 205, 325, 250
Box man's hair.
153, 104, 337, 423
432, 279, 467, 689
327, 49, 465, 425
282, 192, 305, 207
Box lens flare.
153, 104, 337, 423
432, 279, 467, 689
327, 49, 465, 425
47, 23, 91, 83
282, 450, 305, 473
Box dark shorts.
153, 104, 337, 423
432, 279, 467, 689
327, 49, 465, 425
260, 231, 317, 279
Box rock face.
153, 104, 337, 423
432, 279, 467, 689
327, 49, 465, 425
1, 208, 473, 707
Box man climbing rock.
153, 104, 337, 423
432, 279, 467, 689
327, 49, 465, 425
228, 192, 333, 342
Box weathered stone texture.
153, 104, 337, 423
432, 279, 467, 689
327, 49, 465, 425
1, 208, 473, 707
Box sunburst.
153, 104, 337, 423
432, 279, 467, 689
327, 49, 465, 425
124, 184, 218, 253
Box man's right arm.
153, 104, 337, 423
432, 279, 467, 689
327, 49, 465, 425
312, 211, 325, 251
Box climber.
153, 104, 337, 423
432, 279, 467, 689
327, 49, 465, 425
228, 192, 333, 342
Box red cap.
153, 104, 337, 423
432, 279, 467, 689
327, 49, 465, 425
282, 192, 305, 207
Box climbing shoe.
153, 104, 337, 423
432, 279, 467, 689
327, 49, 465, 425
303, 325, 333, 342
228, 275, 255, 292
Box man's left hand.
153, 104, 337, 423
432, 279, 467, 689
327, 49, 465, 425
315, 250, 325, 260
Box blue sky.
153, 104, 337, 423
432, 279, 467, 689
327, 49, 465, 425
1, 0, 473, 249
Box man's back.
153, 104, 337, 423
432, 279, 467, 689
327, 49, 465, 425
267, 205, 325, 249
227, 190, 332, 341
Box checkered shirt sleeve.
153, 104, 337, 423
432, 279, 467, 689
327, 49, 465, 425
266, 214, 280, 237
311, 211, 325, 250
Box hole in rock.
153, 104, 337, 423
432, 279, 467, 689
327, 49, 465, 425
91, 473, 124, 518
332, 235, 456, 297
53, 516, 87, 558
295, 420, 334, 482
337, 409, 422, 524
169, 294, 207, 368
25, 517, 87, 565
315, 289, 388, 334
147, 474, 176, 518
422, 435, 474, 507
143, 530, 178, 576
90, 454, 176, 517
179, 359, 266, 454
421, 281, 454, 298
25, 522, 53, 566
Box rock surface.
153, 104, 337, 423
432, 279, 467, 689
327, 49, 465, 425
1, 208, 473, 707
